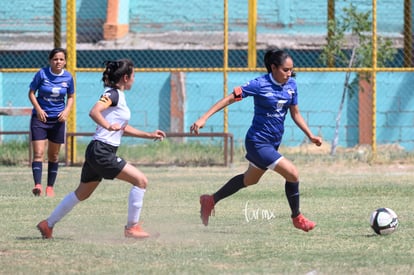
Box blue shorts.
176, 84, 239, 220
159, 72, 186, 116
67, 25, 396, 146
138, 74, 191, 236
30, 115, 66, 144
245, 139, 283, 170
80, 140, 127, 182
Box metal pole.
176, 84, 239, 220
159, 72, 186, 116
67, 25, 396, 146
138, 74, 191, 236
327, 0, 335, 67
404, 0, 412, 67
371, 0, 377, 159
223, 0, 229, 133
53, 0, 61, 48
66, 0, 77, 165
248, 0, 257, 68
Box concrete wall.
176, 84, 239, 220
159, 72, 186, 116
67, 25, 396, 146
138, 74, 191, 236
2, 71, 414, 150
0, 1, 405, 34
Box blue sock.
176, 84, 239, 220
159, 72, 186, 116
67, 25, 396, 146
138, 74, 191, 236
32, 161, 42, 185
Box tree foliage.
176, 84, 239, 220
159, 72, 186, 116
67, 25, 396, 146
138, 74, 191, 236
320, 4, 396, 70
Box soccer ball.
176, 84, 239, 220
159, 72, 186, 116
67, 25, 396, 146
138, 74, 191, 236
369, 207, 399, 235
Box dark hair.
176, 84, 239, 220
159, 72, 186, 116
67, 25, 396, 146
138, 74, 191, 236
264, 49, 296, 77
48, 48, 66, 60
102, 59, 134, 88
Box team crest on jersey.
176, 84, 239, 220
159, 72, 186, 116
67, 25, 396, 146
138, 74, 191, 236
277, 100, 287, 110
287, 89, 295, 97
62, 82, 68, 88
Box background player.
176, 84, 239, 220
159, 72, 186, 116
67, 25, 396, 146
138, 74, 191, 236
28, 48, 74, 197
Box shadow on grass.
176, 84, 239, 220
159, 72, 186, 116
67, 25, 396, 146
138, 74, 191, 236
15, 236, 74, 241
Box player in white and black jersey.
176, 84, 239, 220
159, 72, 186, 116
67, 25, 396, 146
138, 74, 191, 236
37, 59, 166, 239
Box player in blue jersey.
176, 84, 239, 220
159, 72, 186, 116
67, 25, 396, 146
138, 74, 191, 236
190, 49, 322, 232
37, 59, 166, 239
28, 48, 75, 197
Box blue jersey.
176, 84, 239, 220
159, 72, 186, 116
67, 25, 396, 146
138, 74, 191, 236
29, 67, 75, 118
239, 73, 298, 145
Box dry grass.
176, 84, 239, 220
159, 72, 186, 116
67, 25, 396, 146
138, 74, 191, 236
0, 157, 414, 274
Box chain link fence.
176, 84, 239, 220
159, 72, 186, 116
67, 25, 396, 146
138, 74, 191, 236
1, 0, 413, 165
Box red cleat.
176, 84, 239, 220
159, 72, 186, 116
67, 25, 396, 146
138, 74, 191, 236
199, 194, 215, 226
45, 186, 55, 197
37, 220, 53, 239
292, 213, 316, 232
124, 224, 150, 239
32, 184, 42, 196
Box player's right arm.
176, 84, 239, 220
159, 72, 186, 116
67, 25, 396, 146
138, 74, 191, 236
28, 89, 48, 122
89, 93, 122, 131
190, 87, 241, 134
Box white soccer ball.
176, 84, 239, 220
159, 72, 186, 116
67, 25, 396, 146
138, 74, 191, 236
369, 207, 399, 235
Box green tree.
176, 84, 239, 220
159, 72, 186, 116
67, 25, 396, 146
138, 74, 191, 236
320, 3, 396, 155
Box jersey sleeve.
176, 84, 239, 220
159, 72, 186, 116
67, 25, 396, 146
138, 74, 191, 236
67, 74, 75, 95
98, 89, 119, 107
288, 79, 298, 105
240, 78, 261, 97
232, 78, 262, 101
29, 70, 43, 92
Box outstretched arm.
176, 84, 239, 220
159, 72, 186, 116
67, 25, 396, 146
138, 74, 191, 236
190, 93, 236, 135
289, 105, 322, 146
123, 125, 166, 141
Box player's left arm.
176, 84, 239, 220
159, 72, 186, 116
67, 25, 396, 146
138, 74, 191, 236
289, 105, 322, 146
123, 125, 166, 141
58, 93, 74, 122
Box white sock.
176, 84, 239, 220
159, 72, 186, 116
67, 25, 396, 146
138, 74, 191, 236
47, 192, 80, 227
127, 186, 146, 228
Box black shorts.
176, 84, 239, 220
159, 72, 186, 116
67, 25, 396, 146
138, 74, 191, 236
80, 140, 127, 183
30, 115, 66, 143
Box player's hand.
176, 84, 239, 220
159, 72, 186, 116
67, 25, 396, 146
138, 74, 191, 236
190, 119, 205, 135
36, 109, 48, 123
57, 110, 69, 122
153, 129, 166, 141
310, 136, 322, 147
107, 123, 123, 131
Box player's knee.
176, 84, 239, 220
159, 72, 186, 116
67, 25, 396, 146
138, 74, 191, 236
134, 176, 148, 189
33, 152, 44, 160
48, 155, 59, 163
289, 174, 299, 183
48, 150, 60, 162
286, 168, 299, 182
75, 190, 91, 201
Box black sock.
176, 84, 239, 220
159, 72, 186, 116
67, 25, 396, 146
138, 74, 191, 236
47, 161, 59, 187
213, 174, 246, 204
32, 161, 42, 184
285, 181, 300, 218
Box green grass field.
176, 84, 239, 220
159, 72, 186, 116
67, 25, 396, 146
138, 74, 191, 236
1, 160, 413, 274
